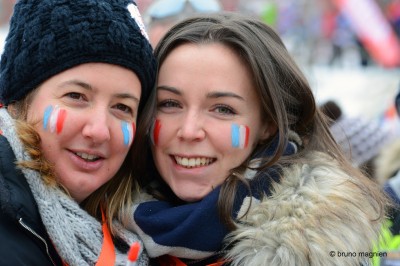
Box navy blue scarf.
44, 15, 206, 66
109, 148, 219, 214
130, 138, 298, 261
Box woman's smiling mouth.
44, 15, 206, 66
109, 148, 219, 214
75, 152, 101, 162
173, 155, 216, 168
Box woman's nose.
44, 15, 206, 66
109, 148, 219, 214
82, 109, 111, 144
176, 111, 205, 141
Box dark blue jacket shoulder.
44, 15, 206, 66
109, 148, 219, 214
0, 135, 62, 265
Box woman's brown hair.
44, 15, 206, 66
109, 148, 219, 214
132, 12, 388, 230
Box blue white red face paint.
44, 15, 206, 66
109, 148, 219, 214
43, 105, 67, 134
231, 123, 249, 149
121, 121, 136, 147
151, 119, 161, 146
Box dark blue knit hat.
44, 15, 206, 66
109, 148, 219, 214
0, 0, 156, 112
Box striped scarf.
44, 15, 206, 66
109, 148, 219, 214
124, 136, 298, 262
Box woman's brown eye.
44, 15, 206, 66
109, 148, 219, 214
115, 103, 133, 114
66, 92, 83, 100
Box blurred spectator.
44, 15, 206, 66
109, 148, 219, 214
144, 0, 222, 48
376, 139, 400, 187
0, 0, 17, 57
320, 100, 392, 179
355, 37, 371, 67
219, 0, 239, 11
237, 0, 278, 28
372, 85, 400, 266
328, 13, 355, 66
376, 84, 400, 188
135, 0, 155, 13
0, 1, 16, 26
386, 0, 400, 38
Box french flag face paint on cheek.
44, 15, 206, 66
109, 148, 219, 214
150, 119, 161, 146
121, 121, 136, 147
43, 105, 53, 130
231, 123, 250, 149
43, 105, 67, 134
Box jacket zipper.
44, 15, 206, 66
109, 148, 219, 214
18, 217, 57, 266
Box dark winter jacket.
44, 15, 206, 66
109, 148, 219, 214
0, 135, 63, 266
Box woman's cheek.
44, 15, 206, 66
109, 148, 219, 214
150, 120, 252, 151
230, 123, 250, 149
121, 121, 136, 147
43, 105, 67, 134
213, 123, 251, 152
151, 119, 162, 146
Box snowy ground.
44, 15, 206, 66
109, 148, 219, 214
305, 66, 400, 119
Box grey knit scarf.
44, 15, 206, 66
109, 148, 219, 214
0, 108, 148, 266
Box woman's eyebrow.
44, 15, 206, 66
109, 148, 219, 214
206, 91, 244, 101
59, 79, 93, 90
157, 86, 244, 101
60, 79, 139, 103
113, 93, 139, 104
157, 86, 182, 95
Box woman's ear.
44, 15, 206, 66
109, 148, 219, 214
7, 104, 17, 118
259, 121, 277, 143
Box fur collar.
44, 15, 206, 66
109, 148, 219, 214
226, 152, 383, 266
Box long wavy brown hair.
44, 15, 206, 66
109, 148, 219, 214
131, 12, 388, 231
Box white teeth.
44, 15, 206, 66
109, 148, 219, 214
175, 156, 214, 168
76, 152, 100, 162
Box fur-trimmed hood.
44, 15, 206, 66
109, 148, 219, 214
226, 151, 383, 266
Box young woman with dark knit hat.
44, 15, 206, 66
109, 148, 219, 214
125, 12, 389, 266
0, 0, 156, 265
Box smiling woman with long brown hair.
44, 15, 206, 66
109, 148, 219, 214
125, 12, 389, 266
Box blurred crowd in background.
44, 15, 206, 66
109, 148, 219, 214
134, 0, 400, 68
2, 0, 400, 68
1, 0, 400, 181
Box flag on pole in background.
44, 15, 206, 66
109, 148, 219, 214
333, 0, 400, 67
